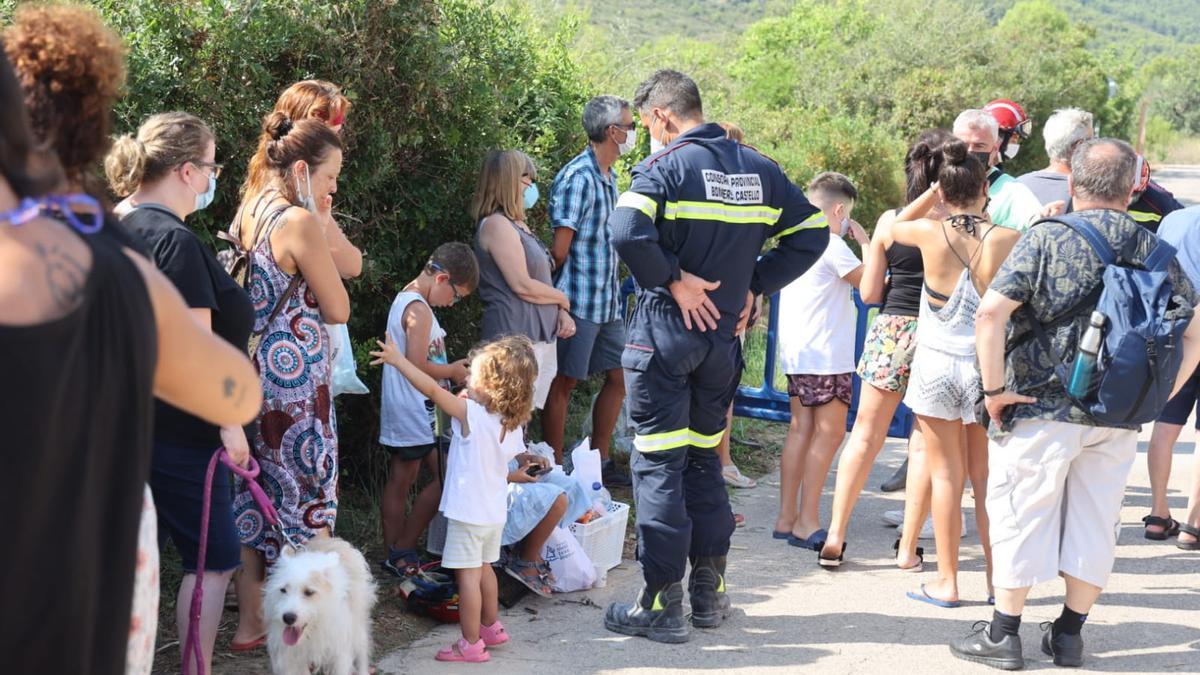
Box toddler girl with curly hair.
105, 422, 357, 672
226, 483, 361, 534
372, 333, 544, 663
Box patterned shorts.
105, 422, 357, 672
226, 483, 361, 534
786, 373, 853, 407
855, 313, 919, 394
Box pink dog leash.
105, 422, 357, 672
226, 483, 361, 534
182, 448, 298, 675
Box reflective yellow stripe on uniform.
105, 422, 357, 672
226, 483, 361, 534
1129, 209, 1161, 224
775, 212, 828, 238
617, 191, 658, 220
635, 427, 725, 452
662, 200, 782, 225
688, 429, 723, 448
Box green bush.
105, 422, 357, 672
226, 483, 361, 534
14, 0, 591, 484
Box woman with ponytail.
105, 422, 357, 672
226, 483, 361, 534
818, 129, 952, 570
105, 112, 254, 675
888, 139, 1020, 608
227, 111, 350, 650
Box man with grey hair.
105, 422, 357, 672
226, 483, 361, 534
953, 137, 1200, 670
1018, 107, 1094, 206
543, 95, 636, 487
954, 108, 1043, 231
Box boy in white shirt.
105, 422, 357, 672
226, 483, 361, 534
773, 172, 868, 553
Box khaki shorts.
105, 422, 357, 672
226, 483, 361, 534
441, 518, 504, 569
987, 418, 1138, 590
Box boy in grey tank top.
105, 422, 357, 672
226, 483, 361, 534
377, 243, 479, 576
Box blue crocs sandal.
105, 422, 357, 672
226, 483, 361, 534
787, 528, 828, 551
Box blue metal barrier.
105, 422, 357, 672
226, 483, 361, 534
621, 278, 914, 438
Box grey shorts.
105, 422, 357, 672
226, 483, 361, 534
556, 315, 625, 380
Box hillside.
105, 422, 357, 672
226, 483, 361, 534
557, 0, 1200, 58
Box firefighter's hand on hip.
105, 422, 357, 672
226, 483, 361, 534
669, 270, 722, 332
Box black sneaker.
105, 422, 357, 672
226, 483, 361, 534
1041, 622, 1083, 667
604, 582, 690, 643
602, 459, 633, 488
950, 621, 1025, 670
688, 556, 731, 628
880, 458, 908, 492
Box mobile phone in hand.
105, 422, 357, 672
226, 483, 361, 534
525, 463, 548, 477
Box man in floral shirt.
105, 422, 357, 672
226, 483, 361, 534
952, 138, 1200, 670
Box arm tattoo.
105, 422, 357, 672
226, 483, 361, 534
223, 376, 246, 406
34, 241, 87, 311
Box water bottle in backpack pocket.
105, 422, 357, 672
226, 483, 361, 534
1028, 215, 1189, 426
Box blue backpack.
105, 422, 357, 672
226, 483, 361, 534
1027, 214, 1187, 425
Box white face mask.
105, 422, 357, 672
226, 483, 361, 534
1004, 142, 1021, 159
836, 216, 849, 238
649, 114, 666, 154
617, 127, 638, 155
294, 163, 316, 213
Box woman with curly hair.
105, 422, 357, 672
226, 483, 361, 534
227, 112, 351, 650
3, 1, 146, 256
372, 334, 542, 663
243, 80, 361, 279
0, 26, 261, 675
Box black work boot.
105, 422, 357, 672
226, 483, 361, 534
950, 621, 1025, 670
688, 556, 731, 628
604, 582, 689, 643
1041, 622, 1084, 667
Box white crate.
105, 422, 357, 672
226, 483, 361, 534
568, 502, 630, 572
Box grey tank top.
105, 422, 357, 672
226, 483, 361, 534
475, 216, 557, 343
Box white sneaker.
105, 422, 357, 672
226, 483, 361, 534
919, 513, 971, 540
887, 510, 970, 539
722, 464, 757, 489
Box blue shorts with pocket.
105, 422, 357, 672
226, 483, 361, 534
1158, 367, 1200, 428
556, 315, 625, 380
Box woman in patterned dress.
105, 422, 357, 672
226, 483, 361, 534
229, 112, 350, 649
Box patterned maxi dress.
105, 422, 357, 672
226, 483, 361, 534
232, 212, 338, 561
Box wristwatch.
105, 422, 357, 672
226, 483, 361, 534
983, 385, 1006, 397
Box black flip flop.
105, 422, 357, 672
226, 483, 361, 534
817, 542, 847, 570
1178, 523, 1200, 551
1143, 515, 1180, 540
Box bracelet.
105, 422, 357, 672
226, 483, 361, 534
983, 386, 1006, 397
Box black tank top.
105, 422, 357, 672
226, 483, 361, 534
0, 231, 157, 674
881, 241, 924, 317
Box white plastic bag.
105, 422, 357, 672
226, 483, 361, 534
542, 526, 596, 593
326, 323, 368, 397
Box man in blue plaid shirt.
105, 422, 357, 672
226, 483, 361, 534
542, 95, 636, 485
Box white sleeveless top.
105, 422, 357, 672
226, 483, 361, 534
379, 291, 448, 447
916, 268, 980, 358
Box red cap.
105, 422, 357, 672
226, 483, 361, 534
985, 99, 1031, 138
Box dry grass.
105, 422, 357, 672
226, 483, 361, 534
1163, 136, 1200, 165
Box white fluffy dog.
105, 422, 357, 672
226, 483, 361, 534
264, 537, 377, 675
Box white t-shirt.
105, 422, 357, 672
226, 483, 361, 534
379, 291, 448, 448
777, 235, 862, 375
439, 399, 525, 526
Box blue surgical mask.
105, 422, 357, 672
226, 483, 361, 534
523, 183, 540, 210
837, 216, 850, 238
192, 172, 217, 212
295, 163, 317, 212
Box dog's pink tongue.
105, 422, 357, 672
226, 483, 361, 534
283, 626, 302, 646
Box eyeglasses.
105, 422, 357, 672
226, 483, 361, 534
610, 122, 637, 131
428, 261, 465, 304
187, 160, 224, 180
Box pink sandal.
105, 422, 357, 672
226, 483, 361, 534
436, 637, 489, 663
480, 621, 510, 647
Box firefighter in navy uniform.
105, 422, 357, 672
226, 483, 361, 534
1127, 154, 1183, 233
603, 70, 829, 643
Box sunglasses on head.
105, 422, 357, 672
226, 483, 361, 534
428, 261, 464, 303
